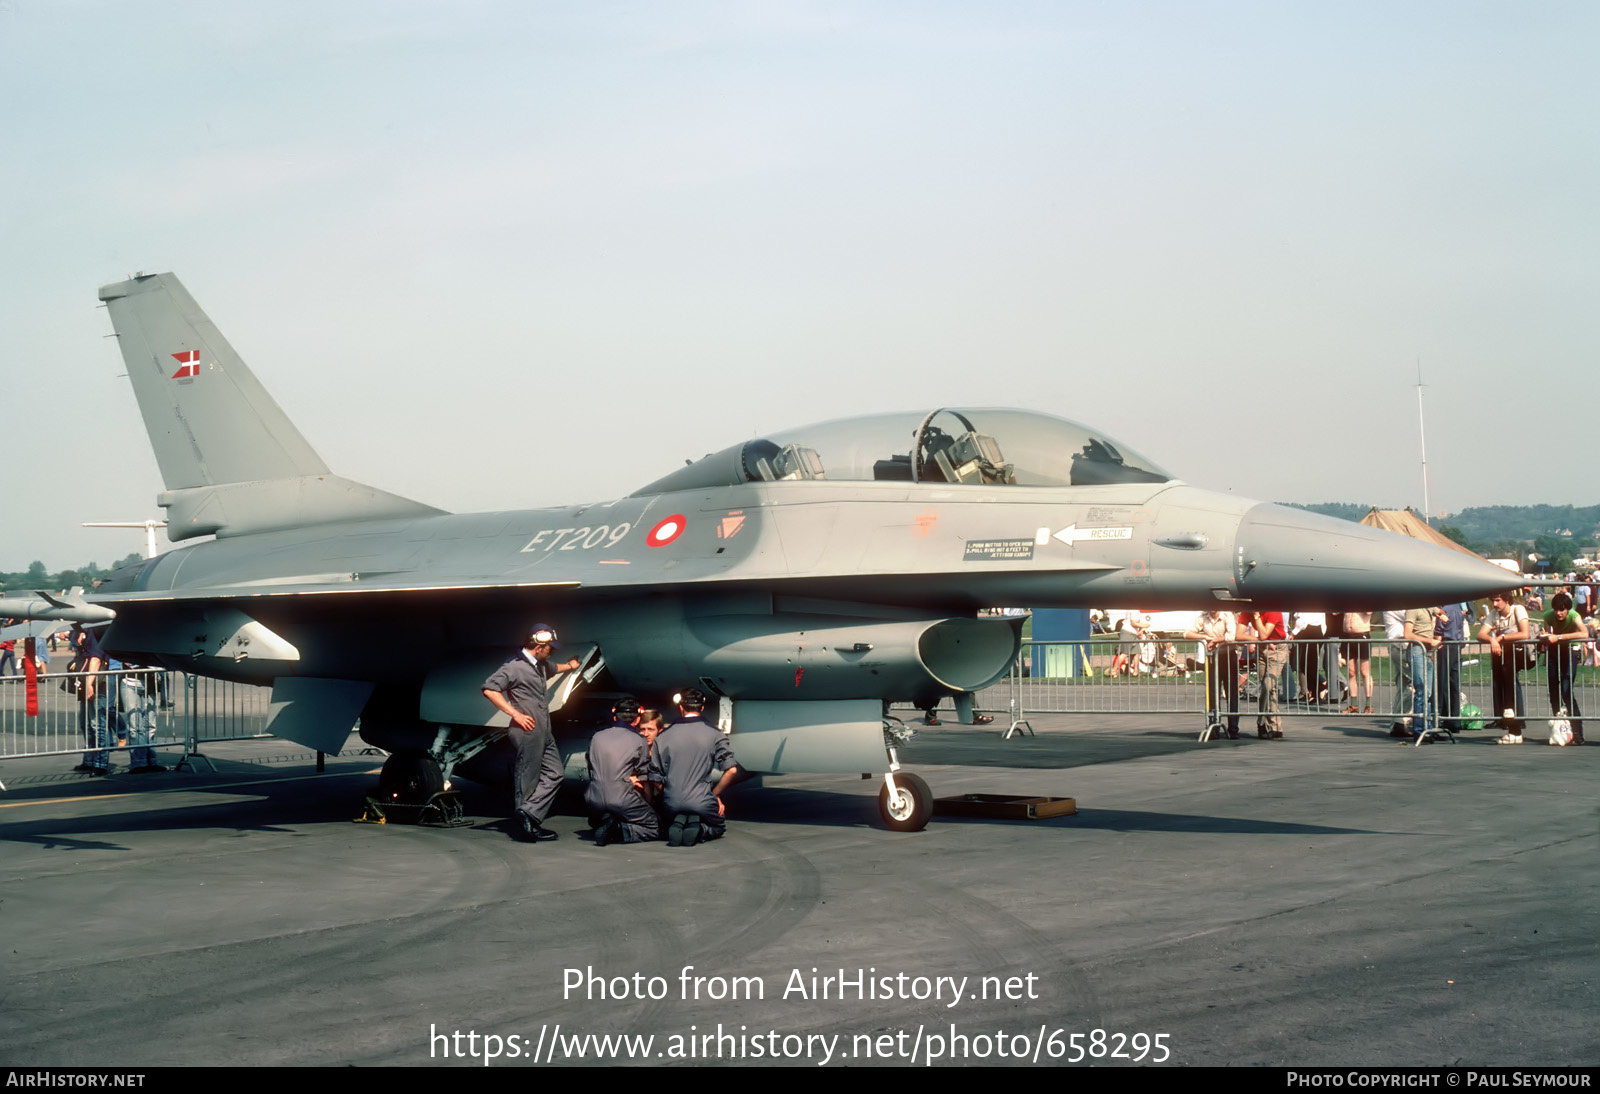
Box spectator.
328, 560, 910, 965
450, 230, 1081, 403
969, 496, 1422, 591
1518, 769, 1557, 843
1540, 591, 1586, 745
1339, 611, 1375, 715
1479, 591, 1531, 743
1434, 602, 1470, 729
1185, 610, 1238, 738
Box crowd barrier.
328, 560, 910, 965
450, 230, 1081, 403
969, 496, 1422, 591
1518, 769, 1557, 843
0, 667, 274, 764
972, 635, 1598, 739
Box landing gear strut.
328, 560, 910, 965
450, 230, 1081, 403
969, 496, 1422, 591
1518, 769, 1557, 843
878, 717, 933, 831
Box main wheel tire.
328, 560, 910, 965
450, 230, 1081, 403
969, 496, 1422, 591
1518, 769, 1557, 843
878, 772, 933, 832
379, 751, 444, 804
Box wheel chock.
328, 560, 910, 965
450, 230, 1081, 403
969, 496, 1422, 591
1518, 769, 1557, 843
356, 789, 471, 827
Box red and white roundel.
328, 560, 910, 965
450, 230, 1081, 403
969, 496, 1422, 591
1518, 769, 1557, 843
646, 514, 687, 547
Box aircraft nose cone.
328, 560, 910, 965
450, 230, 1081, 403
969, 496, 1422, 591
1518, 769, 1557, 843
1234, 503, 1515, 608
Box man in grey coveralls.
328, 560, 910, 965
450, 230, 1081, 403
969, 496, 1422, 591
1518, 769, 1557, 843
649, 688, 740, 846
482, 624, 580, 842
585, 698, 661, 846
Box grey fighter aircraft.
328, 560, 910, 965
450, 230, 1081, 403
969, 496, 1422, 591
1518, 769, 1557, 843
38, 272, 1515, 830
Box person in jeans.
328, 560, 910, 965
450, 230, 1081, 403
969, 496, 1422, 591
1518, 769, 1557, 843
1399, 607, 1440, 740
1540, 591, 1586, 745
1185, 611, 1238, 738
1479, 591, 1530, 743
1240, 610, 1288, 739
1433, 602, 1470, 730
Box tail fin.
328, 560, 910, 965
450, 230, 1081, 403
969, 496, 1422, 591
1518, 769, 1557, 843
99, 273, 443, 541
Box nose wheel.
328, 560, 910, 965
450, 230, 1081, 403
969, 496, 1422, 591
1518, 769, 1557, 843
878, 771, 932, 831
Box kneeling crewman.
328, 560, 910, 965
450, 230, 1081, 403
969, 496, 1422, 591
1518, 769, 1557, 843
586, 697, 661, 846
650, 688, 740, 847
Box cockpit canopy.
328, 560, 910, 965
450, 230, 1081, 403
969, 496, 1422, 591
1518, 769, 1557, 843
632, 408, 1174, 496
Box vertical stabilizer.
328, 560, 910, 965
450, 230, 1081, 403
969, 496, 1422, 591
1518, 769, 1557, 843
99, 273, 443, 540
100, 273, 328, 489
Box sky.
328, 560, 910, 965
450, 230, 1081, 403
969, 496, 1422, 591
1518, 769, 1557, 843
2, 1, 1596, 571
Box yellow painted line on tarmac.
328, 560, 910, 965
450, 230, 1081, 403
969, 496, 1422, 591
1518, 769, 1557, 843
0, 767, 384, 810
0, 792, 133, 808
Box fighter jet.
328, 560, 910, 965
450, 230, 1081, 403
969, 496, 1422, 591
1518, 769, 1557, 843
29, 272, 1515, 830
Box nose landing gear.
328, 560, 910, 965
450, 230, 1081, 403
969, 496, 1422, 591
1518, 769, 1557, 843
878, 718, 932, 831
879, 770, 933, 831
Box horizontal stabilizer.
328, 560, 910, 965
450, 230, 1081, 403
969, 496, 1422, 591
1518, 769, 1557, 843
0, 616, 86, 641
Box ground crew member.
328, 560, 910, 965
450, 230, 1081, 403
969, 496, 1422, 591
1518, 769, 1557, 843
586, 698, 661, 846
649, 688, 739, 846
482, 623, 580, 842
636, 706, 666, 818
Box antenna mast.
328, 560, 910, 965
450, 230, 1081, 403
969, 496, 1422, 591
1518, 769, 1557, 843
1415, 359, 1431, 526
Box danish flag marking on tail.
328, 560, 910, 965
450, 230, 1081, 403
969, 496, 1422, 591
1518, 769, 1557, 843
170, 350, 200, 379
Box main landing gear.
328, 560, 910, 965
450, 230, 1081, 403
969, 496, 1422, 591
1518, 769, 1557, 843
359, 730, 489, 827
379, 750, 444, 801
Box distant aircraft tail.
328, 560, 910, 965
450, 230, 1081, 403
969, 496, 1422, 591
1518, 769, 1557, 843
99, 273, 443, 541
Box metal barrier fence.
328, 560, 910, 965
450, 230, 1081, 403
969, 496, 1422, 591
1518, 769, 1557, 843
0, 668, 273, 763
9, 634, 1595, 761
978, 636, 1598, 737
1010, 637, 1209, 714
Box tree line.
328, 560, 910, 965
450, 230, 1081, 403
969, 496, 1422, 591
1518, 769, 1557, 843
1, 553, 144, 594
1290, 502, 1599, 573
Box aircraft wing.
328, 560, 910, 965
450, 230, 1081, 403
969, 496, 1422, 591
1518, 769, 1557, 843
85, 558, 1119, 612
